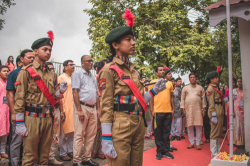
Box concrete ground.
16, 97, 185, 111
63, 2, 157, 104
0, 138, 156, 166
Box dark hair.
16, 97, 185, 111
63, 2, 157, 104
144, 80, 150, 84
176, 78, 182, 82
93, 62, 98, 70
16, 55, 21, 65
206, 78, 210, 85
189, 72, 196, 78
171, 78, 175, 81
237, 77, 242, 81
196, 74, 198, 78
0, 65, 10, 71
233, 77, 236, 83
107, 39, 121, 61
97, 61, 105, 73
155, 65, 164, 72
20, 49, 33, 58
45, 62, 53, 66
7, 56, 14, 65
63, 60, 73, 67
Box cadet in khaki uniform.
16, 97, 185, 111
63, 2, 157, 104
13, 31, 66, 165
98, 9, 166, 166
206, 70, 224, 158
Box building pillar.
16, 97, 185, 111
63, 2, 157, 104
238, 18, 250, 154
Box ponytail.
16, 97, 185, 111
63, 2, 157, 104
106, 39, 121, 62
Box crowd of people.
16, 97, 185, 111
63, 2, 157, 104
0, 9, 245, 166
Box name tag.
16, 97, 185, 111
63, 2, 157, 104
3, 96, 7, 104
224, 97, 228, 102
239, 100, 244, 107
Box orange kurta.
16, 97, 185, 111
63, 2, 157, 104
58, 73, 74, 134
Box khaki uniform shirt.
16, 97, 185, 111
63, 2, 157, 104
97, 57, 144, 123
14, 60, 58, 114
206, 83, 224, 139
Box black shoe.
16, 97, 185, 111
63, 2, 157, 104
205, 139, 210, 143
164, 152, 174, 159
73, 162, 84, 166
82, 159, 99, 166
171, 147, 178, 151
156, 152, 162, 160
176, 136, 181, 141
181, 136, 185, 139
169, 148, 173, 152
171, 136, 176, 141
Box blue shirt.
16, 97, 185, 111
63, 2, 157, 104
6, 66, 22, 92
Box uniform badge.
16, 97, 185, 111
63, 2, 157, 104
98, 78, 106, 91
207, 91, 212, 96
14, 81, 21, 86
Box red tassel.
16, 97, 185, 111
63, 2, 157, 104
47, 31, 54, 42
122, 8, 135, 27
164, 66, 170, 70
217, 66, 220, 73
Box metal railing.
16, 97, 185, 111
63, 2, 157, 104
51, 61, 96, 76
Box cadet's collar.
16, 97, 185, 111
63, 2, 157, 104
209, 83, 217, 87
115, 55, 130, 67
113, 56, 135, 70
33, 61, 48, 71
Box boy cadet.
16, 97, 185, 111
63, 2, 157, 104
206, 68, 224, 158
14, 31, 67, 165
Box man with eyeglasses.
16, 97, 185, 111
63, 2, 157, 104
71, 55, 99, 166
57, 60, 75, 162
180, 72, 207, 150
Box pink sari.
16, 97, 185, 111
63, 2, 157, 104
233, 90, 244, 145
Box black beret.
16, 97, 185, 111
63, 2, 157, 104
31, 37, 53, 50
105, 26, 133, 43
206, 71, 218, 79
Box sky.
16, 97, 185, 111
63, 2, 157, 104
0, 0, 193, 83
0, 0, 92, 66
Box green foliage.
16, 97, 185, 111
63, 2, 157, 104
0, 0, 15, 30
84, 0, 241, 86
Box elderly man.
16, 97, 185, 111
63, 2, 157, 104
71, 55, 99, 166
181, 73, 207, 150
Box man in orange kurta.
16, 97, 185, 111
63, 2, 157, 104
58, 60, 75, 161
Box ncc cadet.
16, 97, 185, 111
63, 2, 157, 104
13, 31, 67, 165
97, 9, 166, 166
206, 67, 224, 158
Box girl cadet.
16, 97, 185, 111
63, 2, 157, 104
97, 9, 166, 166
206, 67, 224, 158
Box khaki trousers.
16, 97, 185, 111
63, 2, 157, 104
73, 104, 97, 163
49, 108, 60, 160
22, 116, 53, 166
106, 112, 145, 166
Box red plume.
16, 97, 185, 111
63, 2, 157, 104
217, 66, 220, 74
47, 31, 54, 42
164, 66, 170, 70
122, 8, 135, 27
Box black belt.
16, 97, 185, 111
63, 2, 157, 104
114, 103, 136, 112
214, 102, 223, 104
25, 106, 53, 113
80, 101, 95, 108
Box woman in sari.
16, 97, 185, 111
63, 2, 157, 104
233, 78, 244, 147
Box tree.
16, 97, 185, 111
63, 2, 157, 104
84, 0, 241, 85
0, 0, 15, 30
